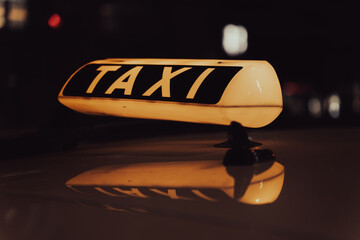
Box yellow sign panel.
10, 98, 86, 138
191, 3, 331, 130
58, 59, 282, 127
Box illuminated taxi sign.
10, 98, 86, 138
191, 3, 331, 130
58, 59, 283, 128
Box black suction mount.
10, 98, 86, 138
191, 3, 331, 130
216, 122, 276, 165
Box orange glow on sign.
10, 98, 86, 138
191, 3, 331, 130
48, 13, 61, 29
58, 59, 283, 128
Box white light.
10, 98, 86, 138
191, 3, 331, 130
308, 97, 322, 118
328, 94, 341, 119
222, 24, 248, 56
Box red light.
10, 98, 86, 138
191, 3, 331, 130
48, 13, 61, 29
284, 82, 298, 96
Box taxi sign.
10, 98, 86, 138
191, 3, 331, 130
58, 59, 282, 128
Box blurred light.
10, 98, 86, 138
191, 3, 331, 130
48, 13, 61, 29
222, 24, 248, 56
308, 97, 322, 118
0, 3, 5, 29
284, 81, 311, 97
328, 94, 341, 119
8, 3, 27, 29
284, 82, 298, 96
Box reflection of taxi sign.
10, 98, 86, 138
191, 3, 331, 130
58, 59, 282, 128
66, 160, 285, 205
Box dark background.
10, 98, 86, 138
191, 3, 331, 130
1, 0, 360, 133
